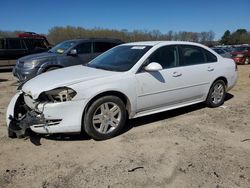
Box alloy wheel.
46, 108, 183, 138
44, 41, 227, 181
92, 102, 122, 134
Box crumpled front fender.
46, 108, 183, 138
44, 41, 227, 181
6, 92, 21, 127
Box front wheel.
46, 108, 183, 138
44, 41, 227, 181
8, 128, 16, 138
206, 80, 226, 108
84, 96, 127, 140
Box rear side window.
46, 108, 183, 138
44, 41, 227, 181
94, 42, 114, 53
76, 42, 91, 54
7, 39, 23, 49
147, 45, 178, 69
180, 45, 206, 66
26, 39, 48, 50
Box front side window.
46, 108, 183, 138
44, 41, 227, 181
147, 45, 178, 69
76, 42, 91, 54
88, 45, 152, 71
7, 39, 22, 49
49, 41, 76, 54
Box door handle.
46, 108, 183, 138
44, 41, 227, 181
207, 67, 214, 71
172, 72, 182, 77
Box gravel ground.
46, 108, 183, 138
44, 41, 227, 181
0, 66, 249, 188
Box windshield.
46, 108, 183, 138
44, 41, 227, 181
88, 45, 152, 71
49, 41, 76, 54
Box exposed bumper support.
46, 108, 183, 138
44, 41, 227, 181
8, 110, 46, 137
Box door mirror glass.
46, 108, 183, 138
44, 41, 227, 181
68, 49, 77, 56
144, 62, 163, 72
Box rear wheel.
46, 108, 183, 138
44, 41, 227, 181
206, 80, 226, 108
84, 96, 127, 140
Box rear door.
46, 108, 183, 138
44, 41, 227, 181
7, 38, 28, 66
0, 39, 9, 68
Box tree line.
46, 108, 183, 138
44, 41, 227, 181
221, 29, 250, 45
0, 26, 249, 46
0, 26, 215, 45
45, 26, 216, 45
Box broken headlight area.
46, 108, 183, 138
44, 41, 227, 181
8, 93, 62, 137
38, 87, 77, 103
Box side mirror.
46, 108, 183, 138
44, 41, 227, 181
144, 62, 163, 72
68, 49, 77, 56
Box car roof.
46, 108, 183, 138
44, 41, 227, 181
65, 38, 123, 43
122, 41, 207, 47
0, 37, 46, 40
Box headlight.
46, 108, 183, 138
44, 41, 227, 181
23, 60, 40, 69
236, 54, 244, 58
41, 87, 77, 103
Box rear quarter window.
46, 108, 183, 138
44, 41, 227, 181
204, 49, 217, 62
0, 39, 6, 49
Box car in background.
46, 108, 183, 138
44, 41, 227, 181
0, 37, 51, 69
18, 32, 46, 39
6, 41, 237, 140
231, 46, 250, 65
211, 48, 232, 58
13, 38, 123, 82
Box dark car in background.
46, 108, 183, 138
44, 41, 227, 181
211, 47, 232, 58
231, 46, 250, 65
13, 38, 123, 82
0, 37, 50, 69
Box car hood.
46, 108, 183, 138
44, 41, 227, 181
22, 65, 120, 99
18, 52, 58, 62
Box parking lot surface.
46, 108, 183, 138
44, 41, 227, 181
0, 66, 250, 188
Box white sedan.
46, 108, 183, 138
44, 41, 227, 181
6, 41, 237, 140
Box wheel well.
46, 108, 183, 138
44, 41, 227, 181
44, 65, 63, 72
85, 91, 131, 113
214, 77, 228, 88
81, 91, 131, 130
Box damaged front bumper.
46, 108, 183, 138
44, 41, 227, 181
6, 91, 86, 137
7, 92, 50, 137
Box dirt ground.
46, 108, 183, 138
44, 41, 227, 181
0, 66, 249, 188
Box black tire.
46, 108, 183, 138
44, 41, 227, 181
84, 96, 127, 140
45, 67, 60, 72
8, 128, 16, 138
206, 80, 226, 108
